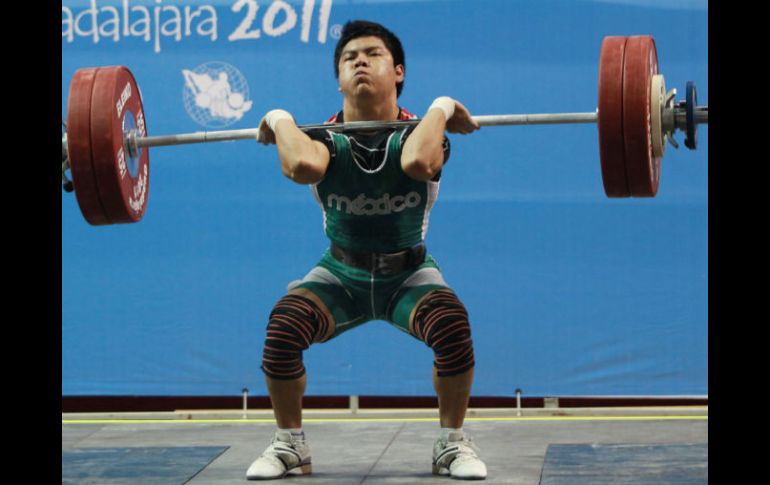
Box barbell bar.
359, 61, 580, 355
61, 35, 708, 226
128, 112, 602, 153
120, 107, 707, 155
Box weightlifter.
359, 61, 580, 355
248, 20, 485, 480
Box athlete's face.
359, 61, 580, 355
337, 36, 404, 100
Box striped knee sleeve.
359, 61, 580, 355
412, 289, 475, 377
261, 294, 330, 380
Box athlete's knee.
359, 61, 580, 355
261, 294, 331, 380
412, 289, 475, 377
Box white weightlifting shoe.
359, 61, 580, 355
432, 430, 487, 480
246, 430, 312, 480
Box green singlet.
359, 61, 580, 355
312, 127, 437, 253
292, 108, 454, 340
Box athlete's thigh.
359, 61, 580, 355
386, 255, 451, 336
288, 265, 367, 341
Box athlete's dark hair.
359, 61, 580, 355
333, 20, 405, 97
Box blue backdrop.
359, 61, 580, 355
62, 0, 708, 398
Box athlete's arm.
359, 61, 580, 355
401, 97, 479, 181
257, 109, 330, 185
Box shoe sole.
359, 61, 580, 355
432, 464, 486, 480
247, 462, 312, 480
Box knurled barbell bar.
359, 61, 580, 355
61, 35, 708, 226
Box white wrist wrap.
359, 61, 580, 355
428, 97, 455, 121
265, 109, 294, 131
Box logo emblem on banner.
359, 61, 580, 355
182, 62, 253, 128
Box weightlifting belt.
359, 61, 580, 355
330, 242, 426, 276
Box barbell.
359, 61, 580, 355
61, 35, 708, 226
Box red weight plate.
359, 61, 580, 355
598, 36, 630, 197
66, 68, 110, 225
90, 66, 150, 224
622, 36, 661, 197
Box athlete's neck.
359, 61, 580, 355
342, 97, 400, 122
